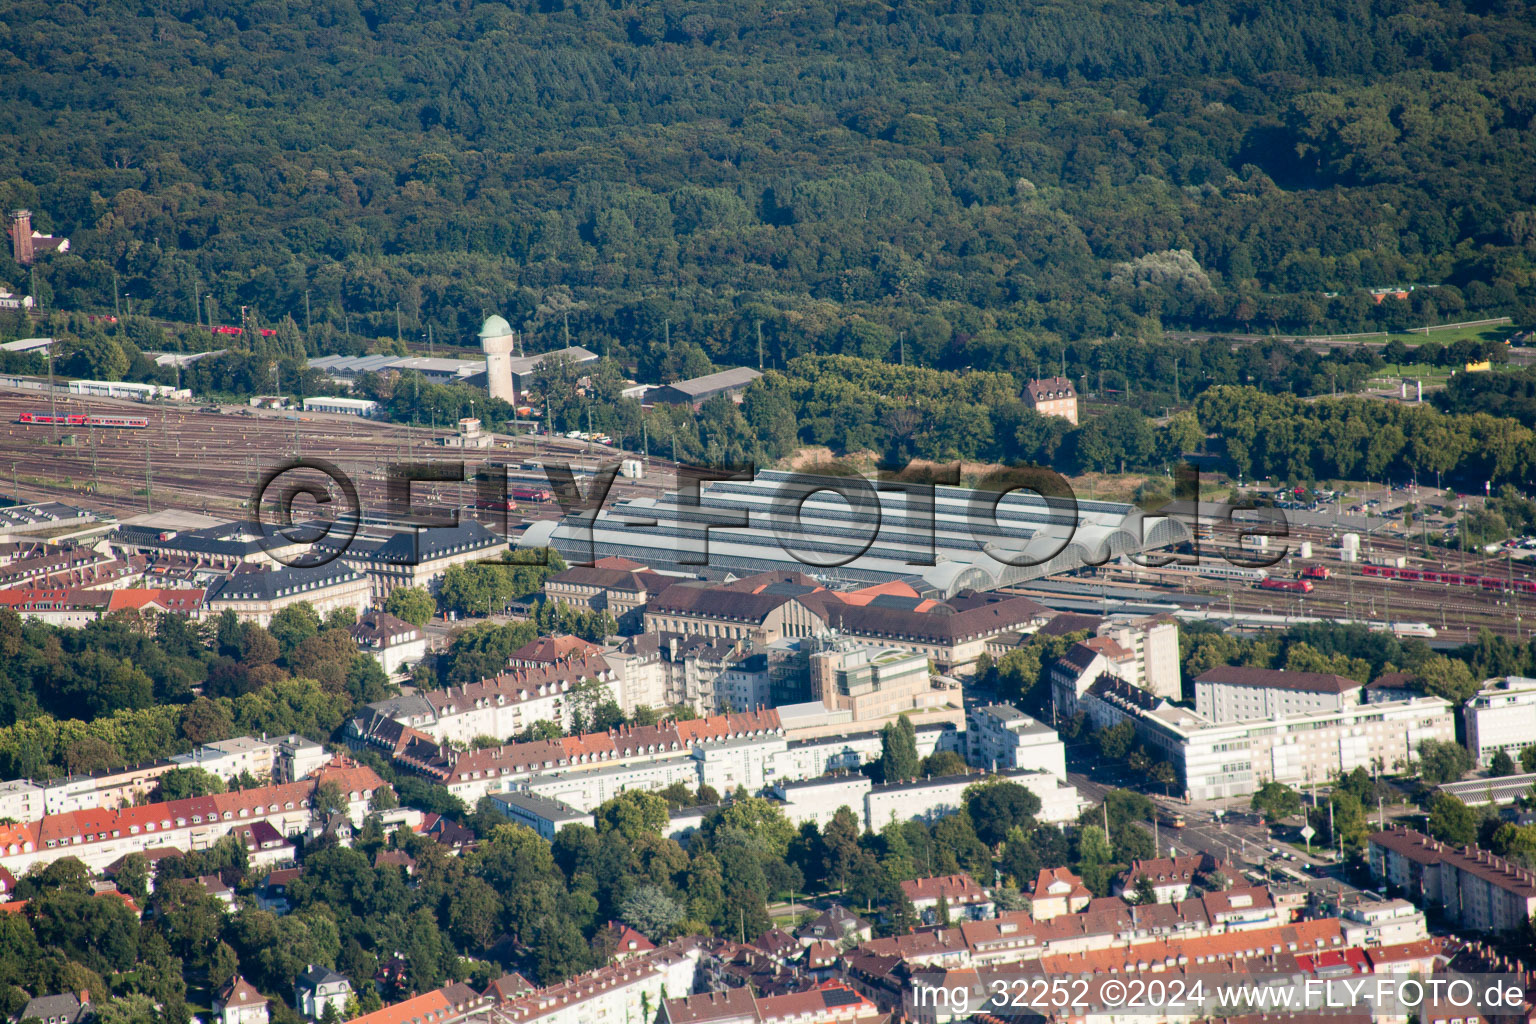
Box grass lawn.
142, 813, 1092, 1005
1385, 323, 1516, 347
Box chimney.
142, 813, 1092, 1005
11, 210, 33, 265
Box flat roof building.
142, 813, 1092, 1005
302, 396, 380, 417
1464, 676, 1536, 768
646, 366, 762, 408
521, 468, 1189, 598
486, 792, 594, 839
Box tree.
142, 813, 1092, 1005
704, 798, 795, 860
878, 714, 919, 783
268, 603, 321, 658
156, 767, 227, 801
1427, 793, 1480, 847
1095, 721, 1135, 760
1131, 875, 1158, 906
1417, 739, 1474, 785
445, 875, 502, 950
594, 790, 669, 840
1414, 656, 1479, 706
314, 781, 349, 819
964, 780, 1042, 848
115, 853, 150, 901
617, 885, 684, 941
1251, 781, 1302, 822
921, 750, 968, 777
1522, 746, 1536, 775
384, 587, 436, 627
1490, 750, 1518, 778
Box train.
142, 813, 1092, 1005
1390, 622, 1438, 638
509, 483, 553, 502
18, 411, 148, 429
209, 325, 277, 337
1361, 563, 1536, 596
1258, 577, 1314, 593
473, 498, 521, 513
1145, 560, 1271, 582
1301, 565, 1332, 580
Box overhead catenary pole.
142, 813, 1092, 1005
47, 343, 56, 444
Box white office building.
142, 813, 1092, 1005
1465, 677, 1536, 767
1082, 679, 1456, 801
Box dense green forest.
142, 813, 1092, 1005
2, 0, 1535, 370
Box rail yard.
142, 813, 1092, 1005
4, 380, 1532, 644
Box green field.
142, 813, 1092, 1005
1388, 323, 1517, 347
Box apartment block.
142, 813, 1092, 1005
1194, 666, 1363, 723
1368, 827, 1536, 934
965, 704, 1066, 778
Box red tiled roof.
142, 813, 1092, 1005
901, 873, 988, 905
344, 990, 452, 1024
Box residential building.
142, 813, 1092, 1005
1112, 853, 1232, 903
485, 792, 593, 839
1338, 898, 1428, 947
351, 611, 428, 676
0, 586, 205, 627
1464, 676, 1536, 767
1029, 867, 1091, 920
229, 820, 295, 869
695, 734, 787, 795
900, 874, 995, 924
277, 734, 328, 782
862, 768, 1084, 832
364, 656, 611, 744
0, 761, 388, 876
965, 704, 1066, 778
795, 906, 873, 947
465, 940, 698, 1024
809, 641, 935, 721
718, 652, 772, 713
19, 994, 91, 1024
1097, 614, 1181, 700
1368, 827, 1536, 934
214, 977, 269, 1024
526, 756, 701, 812
204, 563, 371, 626
1049, 637, 1136, 721
1022, 376, 1078, 425
660, 983, 881, 1024
170, 736, 279, 785
1194, 666, 1363, 723
771, 775, 873, 830
0, 779, 44, 821
296, 965, 353, 1020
